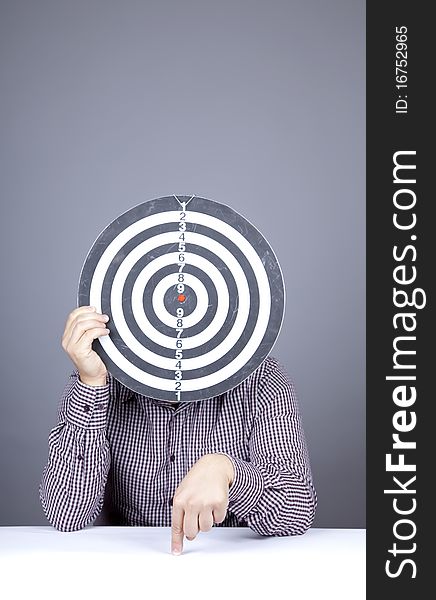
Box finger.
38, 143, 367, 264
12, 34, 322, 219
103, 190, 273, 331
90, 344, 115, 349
67, 319, 110, 347
73, 328, 110, 353
66, 319, 109, 348
65, 306, 96, 332
65, 328, 109, 357
80, 327, 110, 346
74, 312, 108, 324
183, 506, 200, 541
63, 311, 108, 344
212, 505, 227, 524
199, 509, 214, 532
171, 502, 185, 555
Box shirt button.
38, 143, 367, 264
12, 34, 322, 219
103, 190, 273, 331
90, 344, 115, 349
83, 405, 90, 413
169, 454, 175, 463
77, 455, 83, 461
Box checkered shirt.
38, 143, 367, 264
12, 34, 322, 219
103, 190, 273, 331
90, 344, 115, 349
39, 356, 317, 534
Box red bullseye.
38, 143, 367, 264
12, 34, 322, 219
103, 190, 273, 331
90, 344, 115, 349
178, 294, 186, 302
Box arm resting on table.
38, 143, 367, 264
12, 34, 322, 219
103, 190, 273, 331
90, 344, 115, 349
222, 364, 317, 536
39, 371, 111, 532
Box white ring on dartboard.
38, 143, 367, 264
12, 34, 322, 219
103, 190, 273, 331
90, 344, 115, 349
88, 211, 270, 391
150, 273, 209, 329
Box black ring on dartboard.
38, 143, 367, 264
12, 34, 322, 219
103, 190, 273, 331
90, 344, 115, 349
163, 285, 197, 319
78, 195, 285, 402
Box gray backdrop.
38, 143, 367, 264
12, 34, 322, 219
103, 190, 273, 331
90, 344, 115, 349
0, 0, 365, 527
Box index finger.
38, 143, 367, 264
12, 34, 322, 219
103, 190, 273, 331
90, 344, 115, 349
171, 503, 185, 556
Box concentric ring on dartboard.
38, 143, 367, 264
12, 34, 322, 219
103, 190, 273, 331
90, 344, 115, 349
126, 249, 231, 348
151, 274, 208, 329
78, 195, 285, 402
113, 239, 247, 351
163, 282, 198, 318
128, 264, 220, 343
117, 259, 235, 363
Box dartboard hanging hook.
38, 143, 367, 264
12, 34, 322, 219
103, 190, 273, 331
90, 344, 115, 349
173, 194, 196, 209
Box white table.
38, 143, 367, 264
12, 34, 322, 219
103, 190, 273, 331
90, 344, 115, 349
0, 526, 365, 600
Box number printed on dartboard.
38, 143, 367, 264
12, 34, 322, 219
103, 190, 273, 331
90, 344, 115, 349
175, 205, 187, 400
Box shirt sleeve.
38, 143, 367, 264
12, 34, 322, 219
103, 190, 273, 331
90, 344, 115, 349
39, 371, 112, 532
220, 362, 317, 536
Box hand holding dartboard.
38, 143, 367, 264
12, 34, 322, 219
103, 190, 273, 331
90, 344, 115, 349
77, 195, 285, 402
61, 306, 110, 386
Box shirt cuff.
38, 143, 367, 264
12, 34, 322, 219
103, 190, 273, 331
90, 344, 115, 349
218, 453, 265, 519
65, 378, 110, 430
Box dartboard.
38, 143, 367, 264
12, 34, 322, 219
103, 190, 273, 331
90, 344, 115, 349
78, 195, 285, 402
